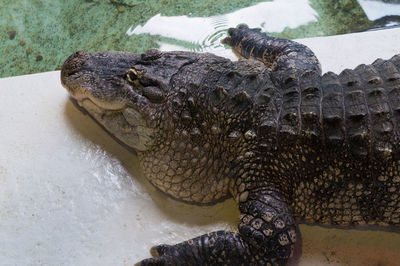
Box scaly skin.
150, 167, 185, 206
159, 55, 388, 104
60, 25, 400, 265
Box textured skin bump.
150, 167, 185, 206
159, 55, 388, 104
321, 71, 345, 145
340, 69, 370, 157
60, 26, 400, 266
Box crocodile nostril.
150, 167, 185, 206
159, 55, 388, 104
61, 50, 89, 76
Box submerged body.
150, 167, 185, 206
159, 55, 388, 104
61, 26, 400, 265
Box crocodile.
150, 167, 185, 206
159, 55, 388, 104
60, 25, 400, 265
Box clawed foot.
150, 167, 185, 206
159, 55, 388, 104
135, 223, 294, 265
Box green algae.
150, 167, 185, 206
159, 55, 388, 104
0, 0, 389, 78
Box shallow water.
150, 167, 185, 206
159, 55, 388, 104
1, 0, 400, 78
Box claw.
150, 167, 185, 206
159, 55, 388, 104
150, 244, 172, 256
135, 257, 167, 266
221, 36, 232, 46
136, 244, 176, 266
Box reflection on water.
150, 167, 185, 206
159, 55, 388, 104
358, 0, 400, 28
127, 0, 317, 56
358, 0, 400, 20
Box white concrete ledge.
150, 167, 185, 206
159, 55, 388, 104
1, 28, 400, 265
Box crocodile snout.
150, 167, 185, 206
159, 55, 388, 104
60, 50, 91, 97
61, 50, 89, 79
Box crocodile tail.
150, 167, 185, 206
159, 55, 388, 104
223, 25, 321, 74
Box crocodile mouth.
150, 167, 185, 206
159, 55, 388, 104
66, 88, 155, 153
66, 83, 128, 113
75, 96, 125, 115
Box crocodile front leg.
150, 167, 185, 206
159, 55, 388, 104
137, 188, 296, 265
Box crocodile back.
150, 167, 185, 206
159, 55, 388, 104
256, 55, 400, 162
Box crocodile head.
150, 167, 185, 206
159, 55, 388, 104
61, 49, 239, 204
61, 49, 193, 152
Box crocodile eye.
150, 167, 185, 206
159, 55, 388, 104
126, 69, 138, 82
126, 68, 145, 83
